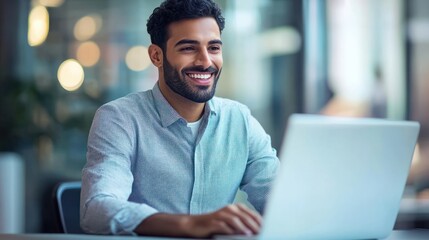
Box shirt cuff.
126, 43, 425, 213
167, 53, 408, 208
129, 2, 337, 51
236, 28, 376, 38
112, 202, 159, 235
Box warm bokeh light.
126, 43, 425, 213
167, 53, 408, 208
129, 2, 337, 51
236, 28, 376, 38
28, 6, 49, 47
125, 46, 151, 71
35, 0, 64, 7
73, 15, 102, 41
57, 59, 85, 91
76, 41, 101, 67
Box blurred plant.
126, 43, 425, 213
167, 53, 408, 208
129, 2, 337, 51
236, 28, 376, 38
0, 76, 41, 151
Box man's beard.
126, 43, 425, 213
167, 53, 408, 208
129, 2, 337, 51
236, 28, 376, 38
163, 58, 221, 103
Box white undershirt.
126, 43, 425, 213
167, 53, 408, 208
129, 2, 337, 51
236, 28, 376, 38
187, 118, 202, 141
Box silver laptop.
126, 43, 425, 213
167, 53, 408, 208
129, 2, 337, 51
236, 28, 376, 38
258, 114, 420, 240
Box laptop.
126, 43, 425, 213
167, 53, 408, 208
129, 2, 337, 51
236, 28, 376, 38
218, 114, 420, 240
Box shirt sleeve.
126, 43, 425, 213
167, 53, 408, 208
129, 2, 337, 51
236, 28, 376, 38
240, 114, 280, 214
80, 103, 158, 235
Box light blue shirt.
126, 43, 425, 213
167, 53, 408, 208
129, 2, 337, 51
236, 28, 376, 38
80, 83, 279, 234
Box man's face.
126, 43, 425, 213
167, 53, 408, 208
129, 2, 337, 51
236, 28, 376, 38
162, 17, 223, 103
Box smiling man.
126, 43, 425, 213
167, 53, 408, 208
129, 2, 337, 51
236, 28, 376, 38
80, 0, 279, 238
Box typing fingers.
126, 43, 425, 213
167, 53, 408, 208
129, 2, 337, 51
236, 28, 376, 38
235, 204, 262, 233
216, 204, 261, 235
209, 220, 236, 236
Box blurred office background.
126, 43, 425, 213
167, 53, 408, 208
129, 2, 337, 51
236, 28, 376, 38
1, 0, 429, 233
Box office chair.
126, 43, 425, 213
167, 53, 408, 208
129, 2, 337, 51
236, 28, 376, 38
53, 181, 85, 234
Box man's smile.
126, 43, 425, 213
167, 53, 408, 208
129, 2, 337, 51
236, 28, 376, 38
185, 71, 214, 85
183, 67, 218, 86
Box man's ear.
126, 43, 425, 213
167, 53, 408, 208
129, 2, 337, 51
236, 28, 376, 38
148, 44, 163, 68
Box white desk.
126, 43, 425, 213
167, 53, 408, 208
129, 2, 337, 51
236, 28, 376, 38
1, 230, 429, 240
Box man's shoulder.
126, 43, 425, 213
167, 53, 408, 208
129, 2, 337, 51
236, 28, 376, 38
97, 90, 153, 115
104, 90, 151, 107
210, 96, 251, 115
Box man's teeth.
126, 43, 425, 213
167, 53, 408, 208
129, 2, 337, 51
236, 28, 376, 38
188, 73, 211, 79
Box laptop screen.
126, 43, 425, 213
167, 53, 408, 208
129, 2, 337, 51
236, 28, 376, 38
261, 114, 420, 240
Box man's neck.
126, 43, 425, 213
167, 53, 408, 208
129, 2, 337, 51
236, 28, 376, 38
158, 81, 205, 123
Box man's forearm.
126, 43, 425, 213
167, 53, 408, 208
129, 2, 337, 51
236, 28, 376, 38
134, 213, 192, 237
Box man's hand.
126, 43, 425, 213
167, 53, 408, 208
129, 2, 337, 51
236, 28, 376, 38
185, 204, 262, 237
134, 204, 262, 238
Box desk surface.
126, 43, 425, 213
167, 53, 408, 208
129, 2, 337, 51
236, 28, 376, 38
1, 230, 429, 240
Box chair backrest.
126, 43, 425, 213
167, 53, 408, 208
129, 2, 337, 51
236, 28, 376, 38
54, 181, 84, 234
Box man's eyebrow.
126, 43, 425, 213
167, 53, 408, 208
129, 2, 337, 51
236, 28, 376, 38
174, 39, 223, 47
175, 39, 199, 47
209, 39, 223, 45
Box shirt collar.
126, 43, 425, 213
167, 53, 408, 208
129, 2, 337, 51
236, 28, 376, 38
152, 83, 182, 128
206, 98, 218, 116
152, 82, 218, 128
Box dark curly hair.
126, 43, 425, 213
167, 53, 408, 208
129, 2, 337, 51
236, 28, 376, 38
147, 0, 225, 51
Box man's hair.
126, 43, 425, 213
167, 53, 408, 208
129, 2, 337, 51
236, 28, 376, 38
146, 0, 225, 51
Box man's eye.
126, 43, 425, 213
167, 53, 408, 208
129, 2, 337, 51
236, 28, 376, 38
209, 46, 221, 52
180, 47, 194, 51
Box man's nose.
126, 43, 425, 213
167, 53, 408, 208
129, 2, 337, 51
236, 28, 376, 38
194, 50, 212, 69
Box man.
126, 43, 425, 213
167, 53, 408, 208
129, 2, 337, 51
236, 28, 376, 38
80, 0, 279, 237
